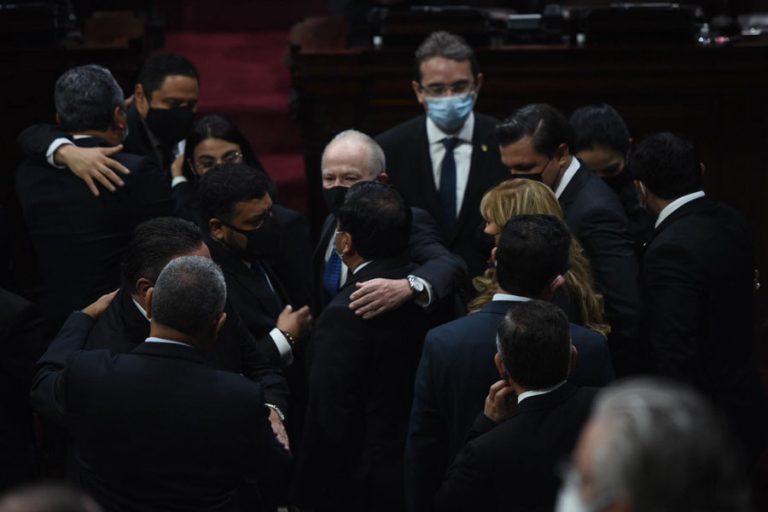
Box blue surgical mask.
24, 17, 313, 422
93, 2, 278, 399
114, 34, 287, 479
425, 93, 475, 132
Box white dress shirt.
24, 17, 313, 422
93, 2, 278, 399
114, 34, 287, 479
654, 190, 706, 228
426, 112, 475, 216
554, 157, 582, 199
517, 380, 567, 404
144, 336, 192, 348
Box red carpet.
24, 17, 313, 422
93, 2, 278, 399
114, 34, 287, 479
163, 31, 308, 214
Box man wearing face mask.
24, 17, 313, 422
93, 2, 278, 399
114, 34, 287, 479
197, 163, 312, 368
497, 103, 643, 378
314, 129, 466, 319
435, 299, 598, 512
15, 64, 174, 333
17, 53, 199, 195
376, 31, 508, 281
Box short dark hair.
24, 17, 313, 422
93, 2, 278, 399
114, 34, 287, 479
337, 181, 412, 260
628, 132, 702, 200
570, 103, 631, 155
121, 217, 203, 291
413, 31, 479, 82
497, 103, 574, 157
55, 64, 124, 132
496, 214, 571, 297
197, 163, 272, 226
137, 53, 199, 101
151, 256, 226, 336
497, 300, 571, 389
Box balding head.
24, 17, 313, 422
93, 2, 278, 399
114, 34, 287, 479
320, 130, 385, 190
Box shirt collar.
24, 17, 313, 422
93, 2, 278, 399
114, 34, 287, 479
654, 190, 706, 228
426, 111, 475, 145
554, 157, 581, 199
144, 336, 193, 348
351, 260, 373, 275
132, 297, 150, 322
492, 292, 531, 302
517, 380, 567, 404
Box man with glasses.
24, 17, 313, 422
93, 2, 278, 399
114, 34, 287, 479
497, 103, 643, 377
376, 31, 508, 281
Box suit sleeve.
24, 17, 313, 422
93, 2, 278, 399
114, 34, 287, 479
409, 208, 468, 302
29, 312, 94, 423
435, 440, 493, 512
576, 207, 642, 339
17, 124, 70, 161
242, 383, 293, 487
405, 331, 450, 512
172, 180, 199, 223
643, 242, 704, 382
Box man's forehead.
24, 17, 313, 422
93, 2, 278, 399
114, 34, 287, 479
232, 195, 271, 216
419, 57, 473, 83
502, 136, 543, 160
154, 74, 199, 97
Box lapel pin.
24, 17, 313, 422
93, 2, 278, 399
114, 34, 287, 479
481, 144, 488, 152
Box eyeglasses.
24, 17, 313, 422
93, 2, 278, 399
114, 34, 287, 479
194, 150, 244, 172
419, 80, 474, 97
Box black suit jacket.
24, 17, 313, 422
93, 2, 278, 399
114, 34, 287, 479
84, 287, 289, 413
405, 299, 613, 512
376, 114, 509, 278
15, 136, 173, 329
18, 105, 174, 171
643, 196, 766, 459
558, 163, 643, 375
311, 207, 467, 314
294, 257, 433, 512
30, 312, 291, 512
435, 384, 598, 512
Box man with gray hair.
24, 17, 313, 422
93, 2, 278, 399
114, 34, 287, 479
314, 128, 466, 318
16, 64, 173, 332
557, 378, 752, 512
31, 256, 291, 511
376, 31, 508, 279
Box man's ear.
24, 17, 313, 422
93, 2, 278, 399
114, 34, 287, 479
213, 311, 227, 338
208, 218, 226, 241
411, 80, 426, 108
542, 273, 567, 299
55, 112, 61, 126
699, 162, 706, 177
145, 287, 155, 320
134, 83, 149, 117
113, 106, 127, 131
494, 352, 510, 382
568, 343, 578, 373
377, 171, 389, 185
474, 72, 484, 94
135, 278, 154, 303
556, 143, 571, 168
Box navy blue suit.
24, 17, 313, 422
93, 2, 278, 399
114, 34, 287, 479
405, 299, 613, 512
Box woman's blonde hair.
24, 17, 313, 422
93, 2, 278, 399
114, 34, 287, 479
469, 179, 610, 338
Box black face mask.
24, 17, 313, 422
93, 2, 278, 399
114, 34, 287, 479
145, 106, 195, 147
225, 216, 282, 260
510, 172, 544, 183
322, 186, 348, 215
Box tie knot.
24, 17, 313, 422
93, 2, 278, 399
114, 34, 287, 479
442, 137, 459, 151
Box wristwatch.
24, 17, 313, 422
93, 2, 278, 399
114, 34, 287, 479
407, 275, 425, 296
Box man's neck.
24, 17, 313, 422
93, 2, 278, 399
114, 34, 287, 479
71, 129, 119, 146
345, 254, 366, 273
149, 323, 199, 348
496, 287, 535, 300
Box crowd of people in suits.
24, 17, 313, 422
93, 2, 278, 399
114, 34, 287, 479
1, 29, 766, 512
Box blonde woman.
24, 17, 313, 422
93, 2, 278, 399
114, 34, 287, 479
469, 179, 611, 338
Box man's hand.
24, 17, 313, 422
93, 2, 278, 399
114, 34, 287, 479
171, 154, 185, 178
82, 290, 119, 320
276, 305, 312, 341
55, 144, 131, 197
349, 278, 412, 320
268, 408, 290, 451
483, 380, 516, 423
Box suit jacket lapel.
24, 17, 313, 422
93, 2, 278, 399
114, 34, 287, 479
414, 120, 446, 233
557, 163, 587, 212
453, 118, 493, 242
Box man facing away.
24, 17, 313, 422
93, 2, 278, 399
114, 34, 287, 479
376, 31, 509, 280
30, 256, 291, 511
405, 214, 613, 512
436, 300, 599, 512
294, 181, 433, 511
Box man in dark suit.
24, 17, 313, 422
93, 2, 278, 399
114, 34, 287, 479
497, 103, 642, 376
294, 182, 432, 512
17, 53, 199, 190
436, 300, 597, 512
405, 214, 613, 512
197, 163, 312, 368
85, 216, 290, 437
630, 132, 767, 463
15, 64, 174, 332
375, 31, 509, 279
314, 129, 466, 318
30, 256, 291, 511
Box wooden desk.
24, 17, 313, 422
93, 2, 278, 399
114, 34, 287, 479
290, 42, 768, 277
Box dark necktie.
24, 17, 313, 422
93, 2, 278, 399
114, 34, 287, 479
324, 249, 343, 299
440, 137, 458, 231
